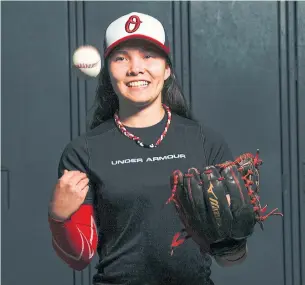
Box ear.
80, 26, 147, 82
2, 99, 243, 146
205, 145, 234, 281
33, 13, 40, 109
164, 64, 171, 81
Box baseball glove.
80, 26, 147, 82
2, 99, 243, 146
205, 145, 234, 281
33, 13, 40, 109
166, 150, 283, 257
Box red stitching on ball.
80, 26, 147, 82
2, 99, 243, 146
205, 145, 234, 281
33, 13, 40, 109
75, 62, 98, 68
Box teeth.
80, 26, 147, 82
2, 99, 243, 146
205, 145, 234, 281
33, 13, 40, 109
127, 81, 149, 87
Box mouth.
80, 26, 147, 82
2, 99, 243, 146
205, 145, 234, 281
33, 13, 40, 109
126, 80, 150, 88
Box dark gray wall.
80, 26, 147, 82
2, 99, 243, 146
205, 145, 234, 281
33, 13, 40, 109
1, 2, 73, 285
297, 4, 305, 285
1, 1, 304, 285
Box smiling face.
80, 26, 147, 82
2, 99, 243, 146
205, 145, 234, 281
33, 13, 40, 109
107, 39, 171, 108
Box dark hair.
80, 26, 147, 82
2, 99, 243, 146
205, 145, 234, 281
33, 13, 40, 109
88, 58, 194, 130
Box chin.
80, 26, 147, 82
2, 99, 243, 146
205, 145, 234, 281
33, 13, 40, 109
125, 95, 159, 108
129, 100, 154, 108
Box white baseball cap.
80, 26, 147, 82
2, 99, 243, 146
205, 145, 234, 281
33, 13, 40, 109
104, 12, 170, 58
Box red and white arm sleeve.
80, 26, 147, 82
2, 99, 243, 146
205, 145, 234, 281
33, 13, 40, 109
48, 204, 98, 271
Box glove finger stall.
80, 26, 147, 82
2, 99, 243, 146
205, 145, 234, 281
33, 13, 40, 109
201, 166, 233, 242
221, 164, 256, 239
169, 170, 191, 228
186, 168, 216, 243
171, 169, 205, 242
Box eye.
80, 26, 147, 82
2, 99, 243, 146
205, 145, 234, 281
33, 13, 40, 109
114, 56, 125, 62
144, 53, 156, 59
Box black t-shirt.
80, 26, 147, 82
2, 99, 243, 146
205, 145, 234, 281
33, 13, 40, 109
58, 113, 233, 285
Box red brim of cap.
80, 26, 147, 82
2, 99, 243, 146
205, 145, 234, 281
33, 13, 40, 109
104, 34, 170, 58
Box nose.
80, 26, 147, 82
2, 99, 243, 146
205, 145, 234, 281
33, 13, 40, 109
127, 57, 145, 76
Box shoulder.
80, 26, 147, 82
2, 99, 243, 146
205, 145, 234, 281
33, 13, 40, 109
59, 135, 87, 160
171, 113, 226, 144
171, 113, 201, 129
86, 118, 117, 139
200, 124, 227, 149
200, 123, 234, 165
172, 114, 233, 165
57, 119, 116, 177
60, 119, 116, 159
63, 119, 116, 151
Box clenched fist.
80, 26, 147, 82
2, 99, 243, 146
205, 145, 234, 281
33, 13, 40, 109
49, 170, 90, 221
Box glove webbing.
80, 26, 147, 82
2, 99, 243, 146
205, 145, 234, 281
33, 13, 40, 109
217, 151, 283, 229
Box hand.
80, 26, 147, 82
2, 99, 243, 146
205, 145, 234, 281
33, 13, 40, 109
49, 170, 90, 221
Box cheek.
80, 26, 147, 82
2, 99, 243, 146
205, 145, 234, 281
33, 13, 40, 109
108, 64, 126, 85
108, 70, 127, 96
149, 63, 168, 81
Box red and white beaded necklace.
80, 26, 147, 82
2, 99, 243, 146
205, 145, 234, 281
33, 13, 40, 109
114, 104, 172, 149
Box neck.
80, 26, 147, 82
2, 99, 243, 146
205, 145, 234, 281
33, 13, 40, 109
118, 99, 165, 128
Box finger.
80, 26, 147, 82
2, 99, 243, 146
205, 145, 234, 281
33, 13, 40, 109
76, 177, 90, 191
63, 170, 87, 181
68, 173, 88, 186
64, 170, 84, 178
82, 185, 89, 194
80, 186, 90, 197
59, 169, 70, 179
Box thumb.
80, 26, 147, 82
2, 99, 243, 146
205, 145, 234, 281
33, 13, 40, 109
64, 169, 68, 174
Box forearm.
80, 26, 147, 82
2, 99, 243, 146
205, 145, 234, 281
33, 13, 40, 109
213, 243, 248, 267
48, 204, 98, 271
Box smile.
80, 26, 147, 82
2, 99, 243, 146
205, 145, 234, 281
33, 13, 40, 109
126, 81, 150, 88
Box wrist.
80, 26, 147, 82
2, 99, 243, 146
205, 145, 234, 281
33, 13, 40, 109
48, 210, 71, 223
209, 238, 247, 257
213, 243, 248, 267
48, 202, 72, 222
220, 243, 247, 260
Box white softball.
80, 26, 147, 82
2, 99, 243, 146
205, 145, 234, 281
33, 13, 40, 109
72, 45, 101, 78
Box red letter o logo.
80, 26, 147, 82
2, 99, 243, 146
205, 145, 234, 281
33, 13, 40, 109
125, 15, 142, 33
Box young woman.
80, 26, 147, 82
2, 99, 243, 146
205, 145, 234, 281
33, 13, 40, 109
48, 12, 247, 285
